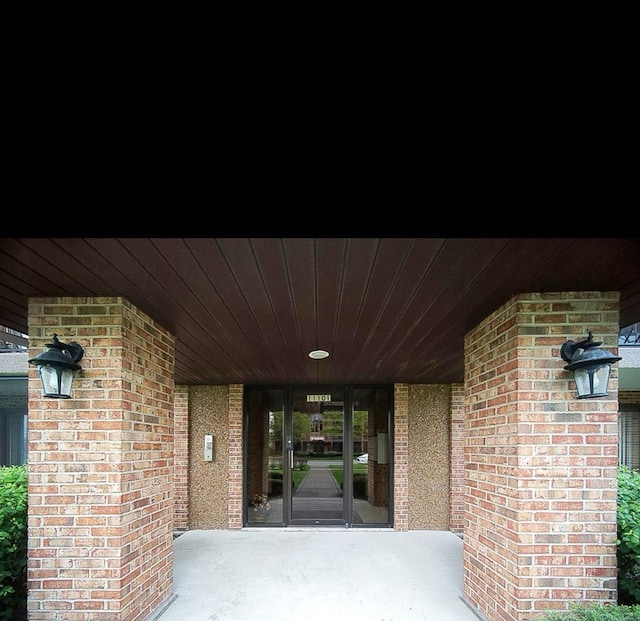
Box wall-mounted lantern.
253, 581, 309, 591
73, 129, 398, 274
560, 332, 621, 399
28, 334, 84, 398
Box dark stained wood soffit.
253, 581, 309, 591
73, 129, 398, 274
0, 237, 638, 386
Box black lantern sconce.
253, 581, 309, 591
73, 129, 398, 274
28, 334, 84, 399
560, 332, 621, 399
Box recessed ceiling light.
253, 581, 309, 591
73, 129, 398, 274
308, 349, 330, 360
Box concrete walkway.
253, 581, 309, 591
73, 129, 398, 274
148, 529, 486, 621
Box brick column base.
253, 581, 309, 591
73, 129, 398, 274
463, 291, 620, 621
27, 297, 175, 621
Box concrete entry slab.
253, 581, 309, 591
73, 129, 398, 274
147, 529, 485, 621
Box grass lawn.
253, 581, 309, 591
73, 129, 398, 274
269, 464, 367, 488
330, 464, 367, 486
292, 467, 308, 487
270, 466, 310, 489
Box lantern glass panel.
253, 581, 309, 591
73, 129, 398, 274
574, 363, 611, 398
39, 365, 59, 396
59, 369, 74, 397
38, 365, 73, 398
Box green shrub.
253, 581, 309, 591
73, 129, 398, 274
0, 464, 28, 621
353, 474, 367, 499
617, 465, 640, 605
537, 602, 640, 620
268, 470, 295, 498
268, 477, 284, 497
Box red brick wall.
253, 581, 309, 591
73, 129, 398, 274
228, 384, 243, 529
394, 384, 409, 531
27, 297, 175, 621
173, 386, 189, 531
450, 383, 465, 533
463, 291, 620, 621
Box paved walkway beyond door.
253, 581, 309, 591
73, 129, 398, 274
147, 529, 486, 621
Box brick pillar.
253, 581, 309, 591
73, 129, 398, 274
228, 384, 243, 529
27, 297, 175, 621
174, 386, 189, 531
394, 383, 409, 531
450, 383, 465, 533
463, 291, 620, 621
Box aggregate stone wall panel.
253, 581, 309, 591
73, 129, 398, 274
188, 385, 230, 529
408, 384, 451, 529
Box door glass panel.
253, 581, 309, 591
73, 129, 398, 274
245, 385, 392, 527
246, 388, 284, 525
351, 387, 390, 525
290, 389, 345, 524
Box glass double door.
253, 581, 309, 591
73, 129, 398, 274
244, 385, 391, 527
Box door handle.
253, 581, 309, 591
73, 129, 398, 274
289, 450, 294, 468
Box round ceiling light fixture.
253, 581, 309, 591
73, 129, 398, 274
308, 349, 330, 360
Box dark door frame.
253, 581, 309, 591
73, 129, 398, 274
243, 384, 394, 528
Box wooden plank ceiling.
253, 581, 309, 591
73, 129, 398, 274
0, 237, 638, 386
